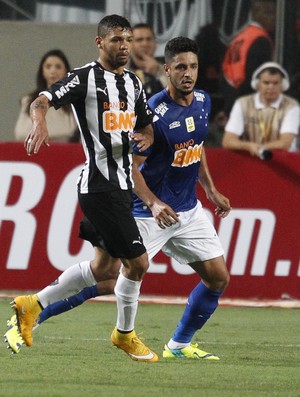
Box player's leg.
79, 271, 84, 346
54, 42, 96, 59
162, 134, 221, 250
164, 256, 229, 360
110, 217, 170, 363
79, 190, 158, 362
6, 243, 122, 354
38, 247, 120, 325
162, 203, 229, 359
111, 252, 158, 362
6, 257, 97, 352
22, 216, 121, 330
9, 254, 100, 348
38, 285, 99, 325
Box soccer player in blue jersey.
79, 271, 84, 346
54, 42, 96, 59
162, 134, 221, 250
6, 36, 231, 360
132, 36, 231, 359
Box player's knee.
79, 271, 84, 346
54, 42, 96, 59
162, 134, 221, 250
122, 253, 149, 280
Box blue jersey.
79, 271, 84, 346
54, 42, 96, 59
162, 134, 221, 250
133, 88, 211, 217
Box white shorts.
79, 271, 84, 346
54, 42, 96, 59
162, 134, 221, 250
135, 201, 224, 265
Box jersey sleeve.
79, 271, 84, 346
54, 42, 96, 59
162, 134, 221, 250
41, 67, 89, 109
133, 80, 154, 130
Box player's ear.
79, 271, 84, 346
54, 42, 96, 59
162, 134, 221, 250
164, 64, 170, 77
95, 36, 103, 49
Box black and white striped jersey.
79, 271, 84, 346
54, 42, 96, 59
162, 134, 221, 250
41, 61, 153, 193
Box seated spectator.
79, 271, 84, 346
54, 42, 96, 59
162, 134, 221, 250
14, 49, 79, 142
127, 23, 166, 98
222, 62, 300, 156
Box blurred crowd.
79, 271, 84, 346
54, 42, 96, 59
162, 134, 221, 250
13, 0, 300, 155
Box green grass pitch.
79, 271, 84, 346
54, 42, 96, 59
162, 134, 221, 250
0, 298, 299, 397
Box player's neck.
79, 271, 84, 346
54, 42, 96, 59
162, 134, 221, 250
97, 57, 125, 75
167, 87, 193, 106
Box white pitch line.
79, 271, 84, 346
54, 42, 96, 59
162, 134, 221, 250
40, 335, 300, 348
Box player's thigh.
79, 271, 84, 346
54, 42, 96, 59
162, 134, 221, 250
78, 191, 146, 259
163, 208, 224, 264
135, 217, 171, 260
190, 256, 230, 290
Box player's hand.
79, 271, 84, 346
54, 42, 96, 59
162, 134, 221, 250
25, 123, 50, 156
130, 129, 153, 152
150, 201, 179, 229
208, 189, 232, 218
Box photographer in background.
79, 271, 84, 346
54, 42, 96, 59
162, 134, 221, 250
222, 62, 300, 158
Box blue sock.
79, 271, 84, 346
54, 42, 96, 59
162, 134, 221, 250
38, 285, 99, 324
172, 281, 222, 343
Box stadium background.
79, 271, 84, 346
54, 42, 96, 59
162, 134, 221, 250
0, 0, 299, 302
1, 0, 299, 140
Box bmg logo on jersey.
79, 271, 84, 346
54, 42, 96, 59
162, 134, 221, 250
103, 110, 136, 133
172, 141, 203, 167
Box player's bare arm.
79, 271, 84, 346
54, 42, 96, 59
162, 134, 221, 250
198, 147, 231, 218
132, 153, 179, 228
26, 94, 52, 156
130, 123, 154, 152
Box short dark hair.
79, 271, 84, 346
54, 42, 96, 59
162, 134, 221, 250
258, 67, 285, 79
133, 23, 155, 36
98, 14, 132, 37
164, 37, 198, 63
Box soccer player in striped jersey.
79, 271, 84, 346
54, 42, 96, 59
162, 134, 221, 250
6, 14, 158, 362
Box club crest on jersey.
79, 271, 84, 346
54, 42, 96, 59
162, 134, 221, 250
103, 110, 136, 133
185, 117, 195, 132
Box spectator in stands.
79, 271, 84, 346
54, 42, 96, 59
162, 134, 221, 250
127, 23, 166, 98
221, 0, 276, 114
14, 49, 79, 142
195, 23, 227, 147
222, 62, 300, 156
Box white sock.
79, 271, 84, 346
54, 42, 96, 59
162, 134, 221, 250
37, 261, 96, 308
114, 271, 141, 332
167, 339, 190, 350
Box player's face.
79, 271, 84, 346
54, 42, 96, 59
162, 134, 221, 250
42, 56, 68, 87
96, 27, 133, 71
257, 71, 283, 104
132, 27, 156, 57
166, 52, 198, 96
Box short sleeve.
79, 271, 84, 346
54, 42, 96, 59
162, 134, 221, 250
225, 100, 244, 136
